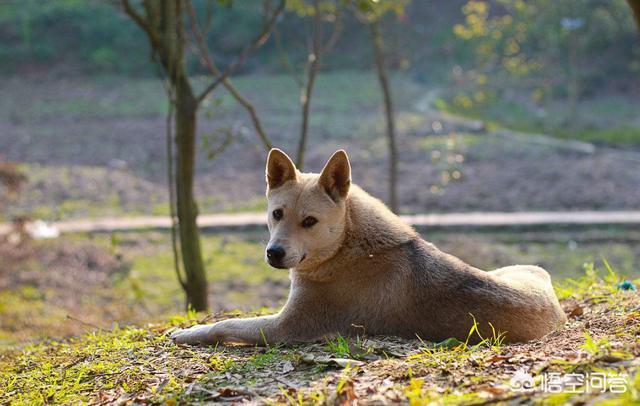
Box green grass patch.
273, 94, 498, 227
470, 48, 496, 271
556, 125, 640, 146
436, 91, 640, 147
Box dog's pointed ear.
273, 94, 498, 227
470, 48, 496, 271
319, 150, 351, 202
266, 148, 297, 189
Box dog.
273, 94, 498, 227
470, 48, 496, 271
171, 148, 566, 346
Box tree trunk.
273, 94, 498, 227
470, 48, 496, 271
174, 74, 208, 312
370, 20, 398, 213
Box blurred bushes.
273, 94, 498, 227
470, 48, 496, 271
0, 0, 149, 74
0, 0, 638, 98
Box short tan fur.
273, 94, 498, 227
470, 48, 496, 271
172, 149, 566, 345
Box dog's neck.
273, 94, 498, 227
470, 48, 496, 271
292, 184, 417, 282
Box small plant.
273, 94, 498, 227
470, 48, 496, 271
410, 314, 507, 368
209, 353, 235, 372
554, 260, 625, 301
581, 331, 611, 358
325, 334, 351, 358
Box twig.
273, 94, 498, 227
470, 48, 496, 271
322, 6, 343, 54
120, 0, 163, 54
274, 376, 300, 390
273, 27, 304, 88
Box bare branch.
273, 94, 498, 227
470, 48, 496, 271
192, 0, 286, 103
322, 6, 343, 54
273, 27, 305, 88
185, 0, 280, 150
202, 0, 216, 36
120, 0, 163, 53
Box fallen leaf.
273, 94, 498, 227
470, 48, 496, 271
282, 360, 295, 373
485, 354, 512, 364
329, 358, 365, 368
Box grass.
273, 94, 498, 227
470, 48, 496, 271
104, 232, 286, 315
1, 71, 420, 128
437, 91, 640, 147
1, 261, 639, 404
558, 125, 640, 146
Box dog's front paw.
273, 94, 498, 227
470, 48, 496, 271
171, 324, 218, 345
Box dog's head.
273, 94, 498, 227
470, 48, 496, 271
264, 148, 351, 270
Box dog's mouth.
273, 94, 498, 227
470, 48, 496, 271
266, 253, 307, 269
267, 259, 289, 269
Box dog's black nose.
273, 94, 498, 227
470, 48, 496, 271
266, 246, 286, 261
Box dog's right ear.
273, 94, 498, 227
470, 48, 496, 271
319, 150, 351, 202
266, 148, 297, 189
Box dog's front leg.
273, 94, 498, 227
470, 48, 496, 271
171, 315, 285, 346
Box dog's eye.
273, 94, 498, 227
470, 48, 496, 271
301, 216, 318, 228
272, 209, 283, 220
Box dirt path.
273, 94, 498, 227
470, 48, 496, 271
2, 211, 640, 236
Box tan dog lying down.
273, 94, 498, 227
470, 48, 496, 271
172, 149, 566, 345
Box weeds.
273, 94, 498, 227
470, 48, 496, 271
324, 334, 370, 360
325, 334, 351, 358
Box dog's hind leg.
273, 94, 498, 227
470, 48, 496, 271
488, 265, 567, 333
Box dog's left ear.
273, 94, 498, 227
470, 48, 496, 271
319, 150, 351, 202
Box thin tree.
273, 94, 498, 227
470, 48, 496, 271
353, 0, 408, 213
275, 0, 343, 169
295, 0, 322, 169
120, 0, 283, 311
369, 19, 398, 213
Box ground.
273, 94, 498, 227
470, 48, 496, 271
1, 263, 638, 405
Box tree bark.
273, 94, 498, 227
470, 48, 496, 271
370, 20, 398, 213
174, 74, 208, 311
